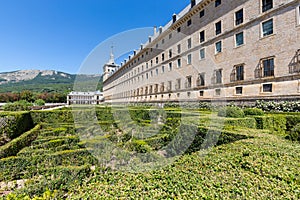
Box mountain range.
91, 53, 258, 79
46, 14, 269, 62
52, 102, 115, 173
0, 70, 103, 93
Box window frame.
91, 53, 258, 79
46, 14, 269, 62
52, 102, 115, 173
262, 0, 273, 13
235, 9, 244, 26
200, 9, 205, 18
262, 57, 275, 77
261, 18, 274, 37
215, 21, 222, 35
262, 83, 273, 93
187, 54, 192, 65
215, 41, 222, 54
199, 48, 205, 60
200, 30, 205, 43
235, 32, 244, 47
215, 0, 221, 7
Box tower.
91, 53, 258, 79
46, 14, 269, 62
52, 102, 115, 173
103, 46, 118, 81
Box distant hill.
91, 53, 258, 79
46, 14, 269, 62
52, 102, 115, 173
0, 70, 103, 93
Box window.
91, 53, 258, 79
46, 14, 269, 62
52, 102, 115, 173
168, 81, 172, 91
177, 59, 181, 68
162, 66, 165, 73
215, 21, 222, 35
177, 44, 181, 54
200, 31, 205, 43
162, 39, 165, 44
200, 48, 205, 60
176, 79, 181, 90
146, 73, 149, 79
262, 57, 274, 77
177, 27, 181, 33
197, 73, 205, 86
146, 63, 148, 69
169, 63, 173, 71
162, 53, 165, 62
169, 49, 172, 58
187, 92, 191, 97
215, 69, 222, 84
215, 41, 222, 53
188, 38, 192, 49
186, 76, 192, 88
235, 32, 244, 46
199, 91, 204, 96
263, 83, 273, 92
187, 19, 192, 26
215, 0, 221, 7
187, 54, 192, 65
262, 0, 273, 12
235, 9, 243, 25
156, 57, 159, 64
215, 89, 221, 96
169, 33, 172, 39
200, 10, 205, 18
236, 87, 243, 95
297, 6, 300, 25
236, 65, 244, 81
156, 68, 159, 75
262, 19, 273, 37
150, 71, 153, 77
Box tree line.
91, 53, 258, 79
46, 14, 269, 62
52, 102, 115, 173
0, 91, 67, 103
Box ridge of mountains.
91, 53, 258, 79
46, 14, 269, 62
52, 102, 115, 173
0, 70, 103, 93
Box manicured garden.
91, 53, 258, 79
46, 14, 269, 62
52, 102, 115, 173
0, 104, 299, 199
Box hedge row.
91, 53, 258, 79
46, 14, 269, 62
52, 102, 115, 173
0, 124, 41, 159
0, 112, 34, 145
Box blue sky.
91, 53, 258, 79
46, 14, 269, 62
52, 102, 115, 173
0, 0, 188, 74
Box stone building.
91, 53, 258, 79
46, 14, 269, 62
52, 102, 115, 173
103, 0, 300, 103
67, 91, 104, 105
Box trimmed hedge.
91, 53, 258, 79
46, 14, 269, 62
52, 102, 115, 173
30, 110, 74, 124
255, 115, 287, 135
224, 118, 257, 129
244, 108, 264, 116
0, 124, 41, 159
218, 107, 245, 118
0, 112, 34, 145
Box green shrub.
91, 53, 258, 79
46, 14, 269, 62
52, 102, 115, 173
34, 99, 45, 106
244, 108, 264, 116
255, 115, 287, 135
286, 123, 300, 142
224, 118, 257, 129
217, 106, 245, 118
0, 112, 34, 145
255, 100, 300, 112
0, 125, 41, 159
3, 100, 33, 111
285, 115, 300, 132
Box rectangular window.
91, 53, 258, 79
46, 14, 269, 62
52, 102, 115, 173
262, 19, 273, 37
162, 66, 165, 73
177, 27, 181, 33
215, 88, 221, 96
156, 57, 159, 64
216, 69, 222, 84
176, 79, 181, 90
169, 49, 172, 58
168, 81, 172, 91
186, 76, 192, 88
169, 33, 172, 39
235, 87, 243, 95
197, 73, 205, 86
177, 44, 181, 54
156, 68, 159, 75
236, 65, 244, 81
215, 41, 222, 53
187, 19, 192, 26
263, 83, 273, 92
169, 63, 173, 71
262, 0, 273, 12
162, 53, 165, 62
200, 30, 205, 43
200, 10, 205, 18
215, 21, 222, 35
263, 57, 274, 77
188, 38, 192, 49
200, 48, 205, 60
235, 9, 243, 25
215, 0, 221, 7
177, 59, 181, 68
235, 32, 244, 46
187, 54, 192, 65
199, 91, 204, 96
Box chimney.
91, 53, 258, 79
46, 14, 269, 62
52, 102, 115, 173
159, 26, 163, 34
172, 14, 177, 23
191, 0, 196, 8
153, 26, 157, 35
